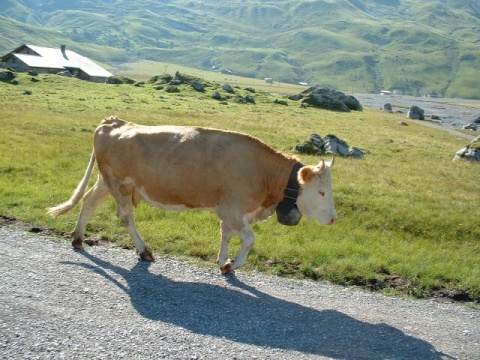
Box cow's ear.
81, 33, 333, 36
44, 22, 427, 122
298, 166, 316, 184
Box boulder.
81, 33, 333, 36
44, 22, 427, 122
473, 116, 480, 124
299, 88, 362, 112
349, 147, 365, 159
383, 103, 393, 113
244, 95, 255, 104
57, 70, 72, 77
463, 123, 478, 131
453, 136, 480, 163
302, 93, 349, 111
165, 85, 180, 93
274, 99, 288, 106
293, 134, 364, 158
0, 70, 15, 81
191, 80, 205, 92
288, 94, 303, 101
222, 83, 235, 94
212, 91, 224, 101
407, 105, 425, 120
324, 135, 350, 156
148, 74, 173, 84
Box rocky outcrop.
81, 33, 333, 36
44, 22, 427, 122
294, 87, 362, 112
294, 134, 364, 158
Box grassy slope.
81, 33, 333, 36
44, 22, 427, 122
0, 72, 478, 301
0, 0, 479, 98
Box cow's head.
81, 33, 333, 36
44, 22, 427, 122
296, 158, 336, 225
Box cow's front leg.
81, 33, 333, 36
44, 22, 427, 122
115, 195, 154, 262
222, 218, 255, 274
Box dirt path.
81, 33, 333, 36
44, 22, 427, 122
1, 225, 478, 359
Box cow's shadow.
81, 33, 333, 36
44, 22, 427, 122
63, 252, 447, 360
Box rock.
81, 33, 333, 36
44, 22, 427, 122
310, 134, 324, 149
244, 95, 255, 104
324, 135, 350, 156
27, 70, 38, 76
294, 134, 364, 158
57, 70, 72, 77
222, 84, 235, 94
407, 105, 425, 120
349, 147, 364, 159
343, 95, 363, 111
383, 103, 393, 113
191, 80, 205, 92
212, 91, 224, 101
473, 116, 480, 124
431, 115, 440, 120
274, 99, 288, 106
165, 85, 180, 93
453, 136, 480, 162
107, 76, 135, 84
398, 121, 409, 126
298, 88, 361, 112
0, 71, 15, 81
463, 123, 478, 131
288, 94, 303, 101
244, 87, 256, 93
148, 74, 173, 84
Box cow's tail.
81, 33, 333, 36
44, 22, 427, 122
47, 151, 96, 217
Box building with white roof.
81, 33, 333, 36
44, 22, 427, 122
1, 44, 113, 83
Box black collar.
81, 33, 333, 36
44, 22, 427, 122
282, 162, 304, 206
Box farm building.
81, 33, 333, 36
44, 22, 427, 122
0, 44, 112, 83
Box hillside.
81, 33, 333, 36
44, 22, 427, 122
0, 0, 479, 98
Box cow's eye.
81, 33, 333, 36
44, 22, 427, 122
318, 191, 325, 197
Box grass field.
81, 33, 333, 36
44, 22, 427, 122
0, 72, 478, 303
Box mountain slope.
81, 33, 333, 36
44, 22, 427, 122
0, 0, 478, 98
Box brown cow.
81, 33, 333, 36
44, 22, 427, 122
48, 116, 336, 273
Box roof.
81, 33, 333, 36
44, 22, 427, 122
6, 44, 113, 78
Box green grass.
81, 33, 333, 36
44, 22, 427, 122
0, 72, 479, 302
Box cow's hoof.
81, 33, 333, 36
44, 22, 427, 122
72, 238, 84, 250
221, 259, 235, 275
139, 250, 155, 262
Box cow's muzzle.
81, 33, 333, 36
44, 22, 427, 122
276, 203, 302, 226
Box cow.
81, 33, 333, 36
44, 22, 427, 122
48, 116, 336, 274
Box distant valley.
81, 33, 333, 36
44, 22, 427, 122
0, 0, 479, 98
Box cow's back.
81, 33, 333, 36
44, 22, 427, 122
94, 118, 295, 211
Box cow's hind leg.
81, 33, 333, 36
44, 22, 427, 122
218, 221, 234, 274
72, 175, 110, 249
114, 193, 154, 262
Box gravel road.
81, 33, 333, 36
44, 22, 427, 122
1, 225, 478, 360
353, 93, 480, 130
